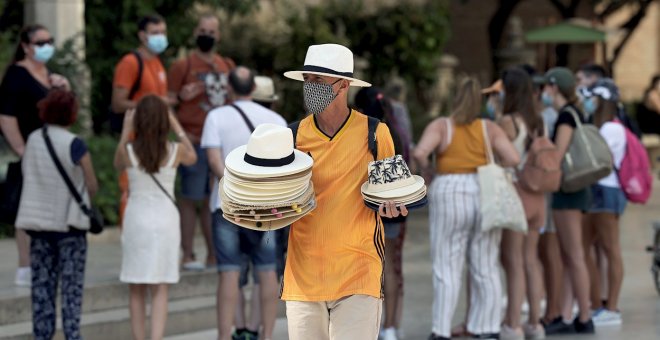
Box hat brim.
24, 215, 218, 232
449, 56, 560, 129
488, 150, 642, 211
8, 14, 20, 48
223, 200, 315, 221
364, 196, 428, 211
361, 175, 426, 199
363, 188, 427, 205
225, 184, 309, 202
225, 145, 313, 178
284, 70, 371, 87
222, 201, 316, 231
223, 199, 315, 218
253, 95, 279, 103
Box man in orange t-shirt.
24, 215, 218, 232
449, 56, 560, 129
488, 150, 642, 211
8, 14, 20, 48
281, 44, 407, 340
167, 14, 235, 270
111, 14, 172, 225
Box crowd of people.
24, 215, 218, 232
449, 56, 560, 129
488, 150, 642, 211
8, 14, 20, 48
0, 10, 656, 340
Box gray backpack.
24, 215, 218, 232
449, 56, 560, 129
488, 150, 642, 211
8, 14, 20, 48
560, 107, 613, 193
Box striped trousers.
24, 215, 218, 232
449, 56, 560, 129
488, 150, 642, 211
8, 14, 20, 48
429, 174, 502, 337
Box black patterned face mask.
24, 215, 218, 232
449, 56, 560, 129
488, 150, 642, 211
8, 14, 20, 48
303, 80, 339, 114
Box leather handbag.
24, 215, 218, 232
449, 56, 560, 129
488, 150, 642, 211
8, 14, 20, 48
560, 107, 613, 193
42, 126, 104, 234
477, 120, 528, 233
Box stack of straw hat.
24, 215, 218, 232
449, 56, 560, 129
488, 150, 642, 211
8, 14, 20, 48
361, 155, 427, 210
221, 124, 315, 231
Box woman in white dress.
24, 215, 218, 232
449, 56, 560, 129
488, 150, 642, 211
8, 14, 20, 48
114, 95, 196, 340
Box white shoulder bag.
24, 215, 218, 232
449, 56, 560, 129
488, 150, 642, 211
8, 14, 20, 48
477, 120, 528, 233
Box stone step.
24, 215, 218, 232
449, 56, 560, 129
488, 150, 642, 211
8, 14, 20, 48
0, 295, 217, 340
0, 270, 217, 326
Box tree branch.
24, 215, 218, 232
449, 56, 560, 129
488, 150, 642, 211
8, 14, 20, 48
597, 0, 633, 21
610, 0, 654, 68
548, 0, 568, 14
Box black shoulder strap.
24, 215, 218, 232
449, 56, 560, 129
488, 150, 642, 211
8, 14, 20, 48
289, 121, 301, 147
128, 50, 144, 100
42, 126, 89, 214
149, 173, 177, 206
232, 104, 255, 132
367, 116, 379, 160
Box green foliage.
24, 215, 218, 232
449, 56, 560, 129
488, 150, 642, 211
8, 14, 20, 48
85, 134, 120, 225
219, 0, 450, 121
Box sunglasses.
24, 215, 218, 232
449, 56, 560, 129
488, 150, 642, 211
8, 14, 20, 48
31, 38, 54, 47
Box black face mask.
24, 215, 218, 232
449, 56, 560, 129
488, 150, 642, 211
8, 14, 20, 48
196, 35, 215, 52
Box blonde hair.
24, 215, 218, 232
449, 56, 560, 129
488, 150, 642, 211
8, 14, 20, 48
452, 76, 483, 125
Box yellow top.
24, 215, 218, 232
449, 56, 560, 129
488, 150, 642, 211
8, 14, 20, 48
437, 119, 487, 174
281, 110, 395, 301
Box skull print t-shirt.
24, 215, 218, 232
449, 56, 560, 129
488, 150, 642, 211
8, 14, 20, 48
168, 52, 235, 140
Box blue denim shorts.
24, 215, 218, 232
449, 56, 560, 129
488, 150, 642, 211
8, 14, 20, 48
212, 211, 276, 272
588, 184, 627, 215
178, 144, 210, 201
384, 221, 402, 239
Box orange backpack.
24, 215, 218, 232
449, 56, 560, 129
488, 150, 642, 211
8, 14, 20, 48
518, 131, 562, 193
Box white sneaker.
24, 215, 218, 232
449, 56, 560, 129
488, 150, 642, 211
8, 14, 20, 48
182, 261, 205, 271
592, 308, 622, 326
500, 325, 524, 340
381, 327, 398, 340
523, 323, 545, 339
15, 267, 31, 287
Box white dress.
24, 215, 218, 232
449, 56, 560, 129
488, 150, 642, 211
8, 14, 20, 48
120, 143, 180, 284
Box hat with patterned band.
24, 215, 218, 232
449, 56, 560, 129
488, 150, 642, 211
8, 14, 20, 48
224, 124, 313, 178
284, 44, 371, 87
360, 155, 426, 199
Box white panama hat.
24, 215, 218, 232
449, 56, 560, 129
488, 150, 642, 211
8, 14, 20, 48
225, 124, 313, 178
284, 44, 371, 87
360, 155, 426, 199
252, 76, 279, 103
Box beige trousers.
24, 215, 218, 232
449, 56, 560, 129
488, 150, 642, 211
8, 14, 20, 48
286, 294, 382, 340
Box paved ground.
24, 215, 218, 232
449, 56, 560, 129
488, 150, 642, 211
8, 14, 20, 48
2, 183, 660, 339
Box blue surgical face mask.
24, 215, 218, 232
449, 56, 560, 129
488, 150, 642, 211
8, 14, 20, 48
33, 44, 55, 63
541, 92, 554, 107
486, 101, 496, 118
583, 97, 596, 115
146, 34, 168, 54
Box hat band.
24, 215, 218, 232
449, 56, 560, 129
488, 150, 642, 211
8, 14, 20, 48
302, 65, 353, 78
244, 152, 295, 167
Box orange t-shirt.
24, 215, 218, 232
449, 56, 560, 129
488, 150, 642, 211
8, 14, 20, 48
113, 53, 167, 101
168, 53, 235, 139
281, 110, 395, 302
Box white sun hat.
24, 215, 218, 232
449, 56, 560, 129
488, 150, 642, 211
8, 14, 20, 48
252, 76, 279, 103
284, 44, 371, 87
225, 124, 313, 178
360, 155, 426, 199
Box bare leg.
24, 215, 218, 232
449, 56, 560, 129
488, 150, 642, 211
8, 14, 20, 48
257, 271, 278, 340
560, 272, 574, 321
150, 284, 169, 340
539, 232, 563, 322
597, 246, 609, 304
594, 213, 623, 311
553, 209, 591, 322
129, 284, 147, 340
235, 288, 246, 330
384, 237, 399, 328
582, 214, 602, 310
247, 284, 261, 332
501, 229, 525, 329
179, 198, 198, 264
524, 229, 543, 326
16, 229, 30, 267
200, 197, 215, 266
217, 272, 240, 340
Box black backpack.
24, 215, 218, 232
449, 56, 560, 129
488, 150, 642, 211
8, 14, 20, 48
288, 116, 380, 160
